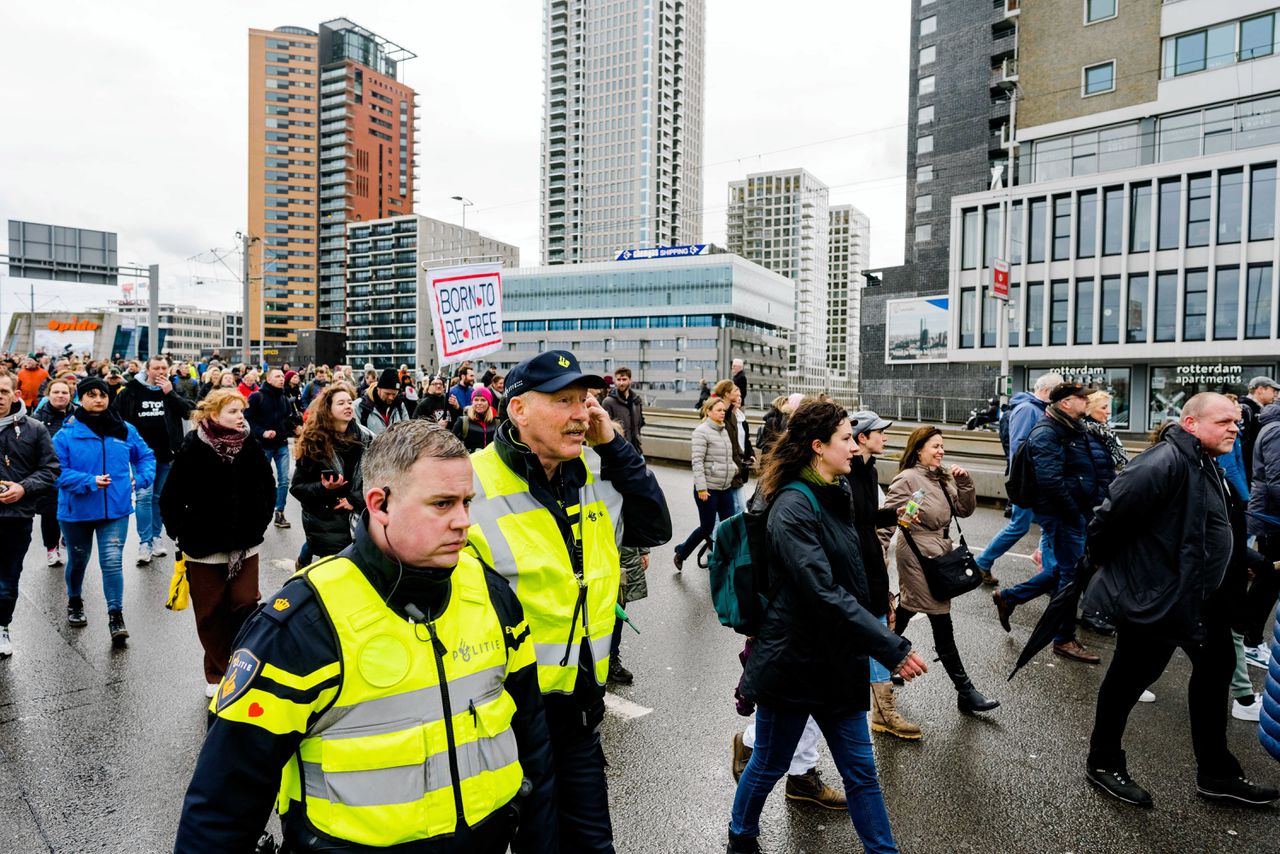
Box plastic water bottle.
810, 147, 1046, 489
901, 489, 926, 526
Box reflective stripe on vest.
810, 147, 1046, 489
280, 554, 523, 846
467, 443, 624, 694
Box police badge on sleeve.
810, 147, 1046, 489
215, 649, 262, 713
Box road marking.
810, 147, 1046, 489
604, 693, 653, 720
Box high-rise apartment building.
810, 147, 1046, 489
726, 169, 833, 396
827, 204, 870, 392
248, 20, 417, 356
540, 0, 705, 264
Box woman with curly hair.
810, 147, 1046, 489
289, 383, 369, 561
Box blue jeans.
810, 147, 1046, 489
1001, 513, 1085, 643
730, 706, 898, 853
869, 616, 892, 684
676, 488, 737, 560
975, 502, 1034, 571
134, 460, 171, 544
63, 517, 130, 612
262, 444, 290, 512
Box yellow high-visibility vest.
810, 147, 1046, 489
466, 443, 624, 695
275, 554, 528, 845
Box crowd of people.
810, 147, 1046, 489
0, 346, 1278, 853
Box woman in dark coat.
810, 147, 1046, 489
729, 401, 926, 854
289, 383, 368, 560
33, 377, 74, 565
160, 389, 275, 697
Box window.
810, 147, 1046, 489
1241, 14, 1276, 61
1239, 98, 1280, 149
1052, 195, 1072, 260
1075, 278, 1095, 344
1103, 186, 1124, 255
919, 45, 936, 65
981, 289, 998, 347
1083, 62, 1115, 96
1086, 0, 1116, 24
1072, 133, 1098, 176
1010, 201, 1024, 264
1183, 270, 1208, 340
1251, 165, 1276, 240
959, 288, 975, 348
984, 206, 1002, 267
918, 164, 934, 182
916, 194, 933, 213
1026, 282, 1045, 346
1204, 106, 1235, 154
1186, 174, 1211, 247
1245, 264, 1274, 339
1099, 123, 1139, 172
1130, 183, 1153, 252
961, 209, 979, 269
1050, 280, 1070, 345
1008, 282, 1021, 346
915, 223, 932, 243
1127, 273, 1149, 342
1218, 169, 1244, 244
1034, 136, 1072, 182
1164, 24, 1235, 77
918, 105, 934, 125
1078, 190, 1098, 258
1100, 276, 1121, 344
1214, 267, 1240, 340
1028, 198, 1047, 262
1158, 178, 1181, 250
1159, 112, 1201, 161
918, 135, 934, 155
1154, 272, 1178, 342
920, 15, 937, 36
919, 75, 935, 95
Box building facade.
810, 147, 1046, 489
345, 215, 520, 370
827, 204, 870, 393
223, 312, 244, 355
947, 0, 1280, 432
540, 0, 705, 264
726, 169, 834, 397
89, 303, 228, 362
487, 254, 794, 406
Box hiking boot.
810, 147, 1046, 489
108, 610, 129, 647
151, 538, 168, 558
136, 542, 152, 565
607, 656, 634, 686
1053, 639, 1101, 664
784, 769, 846, 810
0, 626, 11, 659
1197, 774, 1280, 806
726, 830, 762, 854
871, 683, 922, 740
992, 590, 1014, 633
1087, 765, 1154, 808
274, 510, 291, 529
67, 598, 87, 628
731, 732, 752, 782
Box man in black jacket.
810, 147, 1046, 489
992, 382, 1102, 664
114, 356, 192, 563
1085, 392, 1279, 809
247, 368, 300, 529
600, 367, 644, 455
0, 373, 60, 658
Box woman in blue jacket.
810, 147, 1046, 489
53, 376, 155, 646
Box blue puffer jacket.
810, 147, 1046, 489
1027, 411, 1104, 521
1262, 605, 1280, 760
1084, 432, 1117, 507
53, 416, 156, 523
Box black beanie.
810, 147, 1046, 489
376, 368, 400, 390
78, 376, 110, 399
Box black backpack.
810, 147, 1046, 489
1005, 422, 1051, 507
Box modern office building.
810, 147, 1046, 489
6, 221, 118, 284
488, 254, 794, 405
946, 0, 1280, 433
540, 0, 705, 264
88, 302, 229, 362
858, 0, 1018, 414
247, 20, 417, 352
726, 169, 833, 397
223, 312, 244, 355
827, 204, 871, 393
345, 215, 520, 370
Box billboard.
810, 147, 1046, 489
885, 297, 949, 363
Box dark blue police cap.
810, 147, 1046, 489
505, 350, 606, 398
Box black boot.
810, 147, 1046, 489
727, 829, 762, 854
108, 610, 129, 647
67, 597, 87, 627
939, 653, 999, 713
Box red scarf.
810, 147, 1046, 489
197, 419, 248, 463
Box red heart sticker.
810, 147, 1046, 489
477, 296, 484, 306
248, 702, 264, 718
462, 330, 470, 339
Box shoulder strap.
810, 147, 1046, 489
780, 481, 822, 516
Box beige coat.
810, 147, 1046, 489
878, 465, 977, 614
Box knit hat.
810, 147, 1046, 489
473, 386, 495, 408
77, 376, 110, 398
376, 368, 400, 390
283, 370, 298, 385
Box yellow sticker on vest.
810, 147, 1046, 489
358, 634, 412, 688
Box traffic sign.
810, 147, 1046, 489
992, 260, 1010, 300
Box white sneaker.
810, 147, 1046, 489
1244, 645, 1271, 669
1138, 690, 1156, 703
204, 682, 218, 699
47, 549, 61, 567
137, 543, 153, 565
1233, 693, 1263, 722
151, 538, 168, 558
0, 626, 11, 658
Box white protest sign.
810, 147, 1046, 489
424, 262, 504, 364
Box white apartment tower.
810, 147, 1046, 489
541, 0, 705, 264
828, 204, 870, 394
727, 168, 832, 396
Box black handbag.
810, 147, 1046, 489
899, 486, 982, 600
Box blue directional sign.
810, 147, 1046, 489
615, 244, 709, 261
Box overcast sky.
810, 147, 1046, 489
0, 1, 909, 333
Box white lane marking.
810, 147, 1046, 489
603, 693, 653, 720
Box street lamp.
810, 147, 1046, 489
997, 79, 1019, 404
450, 195, 474, 230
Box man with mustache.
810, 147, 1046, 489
465, 350, 672, 853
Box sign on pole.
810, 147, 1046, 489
992, 260, 1010, 300
424, 262, 504, 365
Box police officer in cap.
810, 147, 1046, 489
176, 421, 557, 853
464, 350, 671, 852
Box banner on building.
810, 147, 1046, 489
885, 297, 949, 363
425, 262, 504, 364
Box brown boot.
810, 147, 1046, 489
785, 768, 847, 810
731, 732, 752, 782
870, 683, 923, 740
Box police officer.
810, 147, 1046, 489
464, 350, 672, 852
175, 421, 557, 853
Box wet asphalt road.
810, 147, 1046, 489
1, 461, 1276, 854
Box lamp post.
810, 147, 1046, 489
450, 195, 474, 230
997, 80, 1019, 403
